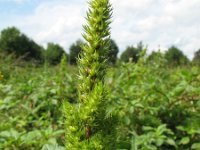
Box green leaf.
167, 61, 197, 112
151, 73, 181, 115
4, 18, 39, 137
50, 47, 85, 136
166, 138, 176, 146
124, 116, 131, 125
179, 137, 190, 145
176, 126, 185, 131
41, 144, 65, 150
0, 129, 20, 139
21, 130, 42, 143
191, 143, 200, 149
156, 124, 168, 135
52, 130, 65, 137
142, 126, 153, 131
156, 139, 164, 146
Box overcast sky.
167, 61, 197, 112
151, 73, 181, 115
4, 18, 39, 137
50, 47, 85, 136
0, 0, 200, 59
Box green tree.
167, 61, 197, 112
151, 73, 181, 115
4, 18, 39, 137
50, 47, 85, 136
45, 43, 68, 65
148, 50, 165, 61
148, 51, 160, 60
192, 49, 200, 65
106, 39, 119, 65
0, 27, 20, 53
0, 27, 43, 60
120, 42, 144, 63
120, 46, 138, 63
69, 39, 83, 65
64, 0, 115, 149
165, 46, 189, 66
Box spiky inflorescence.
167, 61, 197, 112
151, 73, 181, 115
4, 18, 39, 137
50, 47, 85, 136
65, 0, 115, 149
78, 0, 112, 97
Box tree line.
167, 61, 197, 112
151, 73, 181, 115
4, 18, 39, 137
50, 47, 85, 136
0, 26, 200, 66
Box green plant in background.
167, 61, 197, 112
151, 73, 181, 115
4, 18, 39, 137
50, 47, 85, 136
45, 43, 68, 65
0, 67, 68, 149
58, 54, 67, 101
107, 39, 119, 65
64, 0, 115, 149
165, 46, 189, 66
192, 49, 200, 66
69, 39, 83, 65
0, 27, 43, 61
106, 53, 200, 149
0, 72, 3, 80
120, 42, 145, 63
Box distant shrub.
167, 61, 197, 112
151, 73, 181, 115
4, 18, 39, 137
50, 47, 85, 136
120, 42, 145, 63
69, 40, 83, 65
193, 49, 200, 66
165, 46, 189, 66
0, 27, 43, 61
45, 43, 68, 65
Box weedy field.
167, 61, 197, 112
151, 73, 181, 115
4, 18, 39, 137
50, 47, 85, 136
0, 53, 200, 150
1, 0, 200, 149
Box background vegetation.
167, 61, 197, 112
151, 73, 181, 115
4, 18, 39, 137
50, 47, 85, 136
1, 47, 200, 149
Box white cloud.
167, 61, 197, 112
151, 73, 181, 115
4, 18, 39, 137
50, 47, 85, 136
110, 0, 200, 58
0, 0, 200, 59
0, 0, 30, 3
16, 1, 86, 50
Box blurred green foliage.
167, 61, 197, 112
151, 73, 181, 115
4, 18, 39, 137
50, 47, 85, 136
165, 46, 189, 66
45, 43, 68, 65
120, 42, 145, 63
192, 49, 200, 66
106, 39, 119, 65
0, 51, 200, 149
0, 57, 77, 149
106, 53, 200, 149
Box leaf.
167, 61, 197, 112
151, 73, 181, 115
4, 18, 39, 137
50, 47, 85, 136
176, 126, 185, 131
157, 124, 167, 134
51, 130, 65, 137
156, 139, 164, 146
142, 126, 153, 131
50, 89, 57, 94
124, 116, 131, 125
41, 144, 65, 150
0, 129, 20, 139
20, 130, 42, 143
131, 101, 144, 108
191, 143, 200, 149
106, 105, 115, 118
179, 137, 190, 145
47, 138, 57, 145
129, 106, 134, 113
166, 138, 176, 146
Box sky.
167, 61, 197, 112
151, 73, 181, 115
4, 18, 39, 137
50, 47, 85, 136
0, 0, 200, 59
